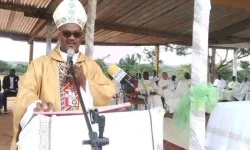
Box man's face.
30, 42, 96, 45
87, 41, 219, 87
232, 76, 236, 81
153, 70, 156, 77
143, 72, 149, 80
162, 73, 168, 80
58, 23, 82, 53
10, 70, 15, 76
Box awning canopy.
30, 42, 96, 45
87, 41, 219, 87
0, 0, 250, 46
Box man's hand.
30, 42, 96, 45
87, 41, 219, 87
73, 64, 86, 88
64, 63, 86, 89
33, 101, 54, 112
162, 86, 167, 90
149, 91, 157, 95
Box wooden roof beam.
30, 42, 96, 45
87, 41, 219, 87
210, 18, 250, 39
95, 21, 190, 41
0, 2, 46, 13
0, 32, 29, 41
28, 20, 48, 43
211, 0, 250, 12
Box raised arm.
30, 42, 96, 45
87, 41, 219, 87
88, 60, 115, 106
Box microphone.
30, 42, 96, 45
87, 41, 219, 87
63, 49, 75, 83
107, 64, 135, 89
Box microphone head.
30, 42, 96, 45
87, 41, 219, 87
108, 64, 127, 82
107, 64, 119, 76
67, 49, 75, 58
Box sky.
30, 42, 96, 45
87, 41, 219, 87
0, 37, 247, 67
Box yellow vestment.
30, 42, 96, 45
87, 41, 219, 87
11, 49, 115, 150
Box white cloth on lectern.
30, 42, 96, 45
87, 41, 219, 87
17, 108, 165, 150
205, 101, 250, 150
20, 81, 93, 129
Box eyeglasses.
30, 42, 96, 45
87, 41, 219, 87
62, 30, 82, 38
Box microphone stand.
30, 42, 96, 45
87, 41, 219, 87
68, 61, 109, 150
121, 83, 127, 103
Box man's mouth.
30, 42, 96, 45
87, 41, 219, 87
68, 43, 76, 47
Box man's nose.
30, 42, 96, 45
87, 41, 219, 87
68, 34, 76, 40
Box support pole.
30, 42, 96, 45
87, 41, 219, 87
211, 48, 216, 82
46, 20, 52, 54
233, 49, 238, 78
154, 45, 160, 77
207, 48, 211, 82
85, 0, 97, 58
29, 41, 34, 63
190, 0, 211, 149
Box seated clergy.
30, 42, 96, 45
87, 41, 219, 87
167, 72, 191, 113
213, 74, 226, 92
158, 72, 175, 110
232, 77, 250, 101
220, 76, 240, 101
138, 71, 162, 109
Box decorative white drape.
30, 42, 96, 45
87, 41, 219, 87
190, 0, 211, 149
85, 0, 97, 58
233, 49, 238, 78
46, 20, 53, 54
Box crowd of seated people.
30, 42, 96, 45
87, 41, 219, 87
109, 70, 192, 113
216, 74, 250, 101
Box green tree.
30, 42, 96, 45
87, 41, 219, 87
138, 64, 154, 75
15, 64, 28, 74
176, 64, 191, 80
118, 54, 138, 74
0, 60, 11, 73
240, 60, 250, 77
143, 48, 163, 66
175, 63, 232, 81
216, 65, 233, 81
165, 44, 191, 56
164, 45, 250, 78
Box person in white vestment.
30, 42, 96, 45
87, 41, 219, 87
168, 73, 191, 113
232, 77, 250, 101
138, 71, 162, 109
220, 76, 240, 101
213, 74, 226, 92
171, 75, 178, 90
158, 72, 175, 109
150, 70, 159, 85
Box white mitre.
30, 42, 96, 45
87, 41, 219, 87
53, 0, 87, 30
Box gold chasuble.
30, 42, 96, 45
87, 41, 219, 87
11, 49, 115, 150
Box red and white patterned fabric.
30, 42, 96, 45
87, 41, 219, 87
58, 62, 80, 111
